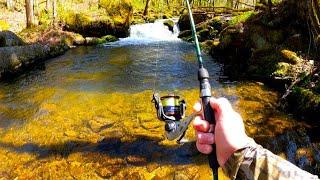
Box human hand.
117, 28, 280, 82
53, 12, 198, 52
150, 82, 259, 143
193, 97, 251, 166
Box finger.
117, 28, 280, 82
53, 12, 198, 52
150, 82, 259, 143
193, 116, 210, 132
197, 132, 215, 144
193, 100, 204, 119
208, 124, 215, 133
193, 101, 202, 112
196, 141, 213, 154
210, 97, 232, 114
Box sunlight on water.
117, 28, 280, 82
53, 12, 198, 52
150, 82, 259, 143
0, 21, 319, 178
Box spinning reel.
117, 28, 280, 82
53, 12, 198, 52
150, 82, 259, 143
152, 93, 197, 143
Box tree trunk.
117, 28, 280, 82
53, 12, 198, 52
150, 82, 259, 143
25, 0, 35, 28
267, 0, 272, 15
143, 0, 151, 16
285, 0, 320, 50
227, 0, 233, 8
52, 0, 57, 27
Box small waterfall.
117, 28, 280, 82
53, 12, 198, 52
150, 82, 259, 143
106, 19, 181, 46
129, 19, 180, 40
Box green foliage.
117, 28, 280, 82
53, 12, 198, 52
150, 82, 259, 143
273, 62, 291, 77
228, 11, 256, 26
0, 20, 10, 31
38, 10, 51, 26
99, 0, 132, 16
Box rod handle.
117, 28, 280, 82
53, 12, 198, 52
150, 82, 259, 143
202, 96, 219, 176
199, 67, 219, 177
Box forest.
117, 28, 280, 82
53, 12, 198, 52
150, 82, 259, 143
0, 0, 320, 179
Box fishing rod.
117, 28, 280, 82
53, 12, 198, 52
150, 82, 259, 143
185, 0, 219, 179
152, 0, 219, 179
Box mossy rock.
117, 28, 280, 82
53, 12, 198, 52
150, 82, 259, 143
85, 35, 118, 45
61, 11, 131, 38
280, 49, 301, 64
228, 11, 256, 26
178, 10, 208, 31
102, 35, 118, 42
145, 16, 157, 23
198, 29, 210, 42
200, 40, 215, 52
286, 87, 320, 121
163, 20, 174, 32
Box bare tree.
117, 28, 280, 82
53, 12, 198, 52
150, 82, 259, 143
52, 0, 57, 27
143, 0, 151, 16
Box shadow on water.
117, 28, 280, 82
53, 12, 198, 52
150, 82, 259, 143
0, 135, 201, 166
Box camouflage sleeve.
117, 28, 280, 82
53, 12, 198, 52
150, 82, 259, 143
222, 138, 319, 180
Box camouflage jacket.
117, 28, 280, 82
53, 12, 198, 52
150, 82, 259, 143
222, 139, 319, 180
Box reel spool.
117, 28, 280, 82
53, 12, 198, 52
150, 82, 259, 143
152, 93, 186, 121
152, 93, 195, 142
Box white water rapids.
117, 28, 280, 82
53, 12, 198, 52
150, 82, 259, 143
105, 19, 181, 46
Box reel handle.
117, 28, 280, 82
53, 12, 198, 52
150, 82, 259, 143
199, 67, 219, 179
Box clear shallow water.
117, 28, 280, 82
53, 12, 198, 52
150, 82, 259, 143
0, 22, 319, 178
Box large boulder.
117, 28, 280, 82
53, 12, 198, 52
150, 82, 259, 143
61, 12, 132, 38
0, 43, 68, 78
0, 31, 25, 47
178, 10, 208, 31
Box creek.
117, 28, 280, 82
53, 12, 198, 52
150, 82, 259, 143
0, 20, 319, 178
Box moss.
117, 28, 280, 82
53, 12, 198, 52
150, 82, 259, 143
228, 11, 256, 26
163, 19, 174, 32
59, 7, 131, 38
272, 62, 292, 77
281, 49, 301, 64
99, 0, 132, 17
38, 10, 51, 26
0, 20, 10, 31
287, 87, 320, 120
102, 35, 118, 42
200, 40, 215, 52
85, 35, 118, 45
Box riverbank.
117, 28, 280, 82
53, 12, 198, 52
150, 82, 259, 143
0, 28, 121, 80
177, 2, 320, 121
